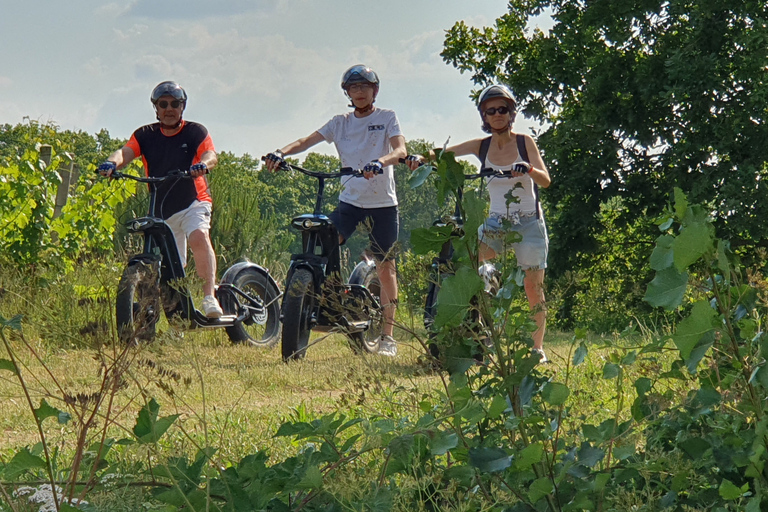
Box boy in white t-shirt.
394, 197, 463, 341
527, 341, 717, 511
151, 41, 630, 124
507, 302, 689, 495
264, 65, 407, 356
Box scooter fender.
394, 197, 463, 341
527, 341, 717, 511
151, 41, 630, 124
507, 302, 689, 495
126, 253, 161, 270
349, 257, 376, 286
220, 260, 280, 294
285, 260, 324, 293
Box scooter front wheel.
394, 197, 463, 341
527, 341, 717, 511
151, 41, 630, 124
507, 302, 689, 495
281, 269, 315, 361
116, 262, 161, 345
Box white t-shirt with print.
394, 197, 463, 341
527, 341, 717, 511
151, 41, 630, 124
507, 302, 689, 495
317, 108, 402, 208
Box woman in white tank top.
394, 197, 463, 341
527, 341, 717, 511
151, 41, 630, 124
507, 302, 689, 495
405, 84, 551, 363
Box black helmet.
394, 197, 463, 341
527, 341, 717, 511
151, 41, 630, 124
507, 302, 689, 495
341, 65, 380, 91
151, 81, 188, 105
477, 84, 516, 112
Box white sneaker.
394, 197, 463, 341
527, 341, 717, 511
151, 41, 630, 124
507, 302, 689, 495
202, 295, 223, 318
531, 348, 548, 364
377, 335, 398, 357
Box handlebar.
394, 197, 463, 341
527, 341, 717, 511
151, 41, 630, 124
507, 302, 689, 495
96, 169, 195, 183
261, 156, 382, 178
399, 156, 514, 180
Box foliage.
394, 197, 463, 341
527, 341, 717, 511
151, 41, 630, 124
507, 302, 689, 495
441, 0, 768, 322
1, 187, 767, 511
552, 196, 667, 332
207, 152, 292, 269
0, 140, 135, 271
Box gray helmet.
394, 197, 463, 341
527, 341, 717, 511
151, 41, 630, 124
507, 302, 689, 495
477, 84, 516, 133
151, 81, 188, 105
477, 84, 517, 112
341, 64, 380, 90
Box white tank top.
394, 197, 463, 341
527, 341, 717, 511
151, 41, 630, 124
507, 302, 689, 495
484, 155, 540, 217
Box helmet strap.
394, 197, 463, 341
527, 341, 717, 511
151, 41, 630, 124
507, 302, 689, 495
353, 103, 374, 115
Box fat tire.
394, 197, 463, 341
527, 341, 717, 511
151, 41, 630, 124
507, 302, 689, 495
281, 269, 315, 361
116, 263, 161, 345
347, 266, 382, 354
223, 268, 281, 347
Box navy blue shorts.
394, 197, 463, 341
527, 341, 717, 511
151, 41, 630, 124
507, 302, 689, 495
329, 202, 399, 261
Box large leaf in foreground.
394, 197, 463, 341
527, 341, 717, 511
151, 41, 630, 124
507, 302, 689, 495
435, 266, 484, 328
644, 266, 688, 310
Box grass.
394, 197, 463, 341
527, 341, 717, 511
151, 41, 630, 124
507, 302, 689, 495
0, 319, 609, 463
0, 260, 693, 511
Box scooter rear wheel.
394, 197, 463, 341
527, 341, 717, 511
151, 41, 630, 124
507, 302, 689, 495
223, 268, 281, 347
347, 263, 382, 354
116, 262, 161, 345
281, 269, 315, 361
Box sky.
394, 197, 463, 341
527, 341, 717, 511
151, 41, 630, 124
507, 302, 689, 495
0, 0, 549, 161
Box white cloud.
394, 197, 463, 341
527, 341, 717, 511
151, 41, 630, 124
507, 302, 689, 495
0, 0, 537, 157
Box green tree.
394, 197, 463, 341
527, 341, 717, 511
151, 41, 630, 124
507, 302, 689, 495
442, 0, 768, 279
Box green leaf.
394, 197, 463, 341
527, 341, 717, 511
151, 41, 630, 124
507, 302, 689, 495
577, 443, 605, 467
296, 465, 323, 490
602, 363, 620, 379
572, 342, 588, 366
649, 235, 675, 270
133, 398, 180, 444
0, 358, 18, 374
528, 476, 554, 503
429, 429, 459, 455
3, 448, 47, 479
514, 443, 544, 469
644, 266, 689, 310
462, 188, 486, 243
34, 399, 71, 424
0, 314, 23, 331
410, 225, 455, 255
718, 478, 744, 500
487, 394, 509, 419
408, 164, 434, 189
673, 300, 716, 360
673, 222, 713, 271
468, 447, 512, 473
673, 187, 688, 220
434, 266, 485, 328
679, 438, 710, 459
542, 382, 570, 405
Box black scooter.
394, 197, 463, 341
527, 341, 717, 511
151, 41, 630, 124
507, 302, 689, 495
105, 170, 282, 346
265, 159, 382, 361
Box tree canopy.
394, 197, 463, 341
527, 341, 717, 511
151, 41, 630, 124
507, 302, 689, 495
442, 0, 768, 274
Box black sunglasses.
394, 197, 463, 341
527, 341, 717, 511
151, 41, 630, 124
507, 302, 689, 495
157, 100, 183, 109
484, 106, 511, 116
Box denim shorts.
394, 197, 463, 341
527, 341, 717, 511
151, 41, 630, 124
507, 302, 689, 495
478, 212, 548, 270
329, 201, 399, 261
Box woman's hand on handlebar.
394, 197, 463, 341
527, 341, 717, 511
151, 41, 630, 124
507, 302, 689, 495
402, 154, 425, 171
263, 151, 286, 172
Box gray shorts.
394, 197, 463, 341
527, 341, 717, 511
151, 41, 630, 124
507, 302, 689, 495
478, 213, 548, 270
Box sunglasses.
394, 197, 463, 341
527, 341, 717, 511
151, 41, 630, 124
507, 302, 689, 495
484, 106, 511, 116
157, 100, 183, 109
347, 83, 373, 92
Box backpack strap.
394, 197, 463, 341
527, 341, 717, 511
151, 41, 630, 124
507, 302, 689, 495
516, 134, 530, 162
478, 136, 492, 168
516, 134, 541, 219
